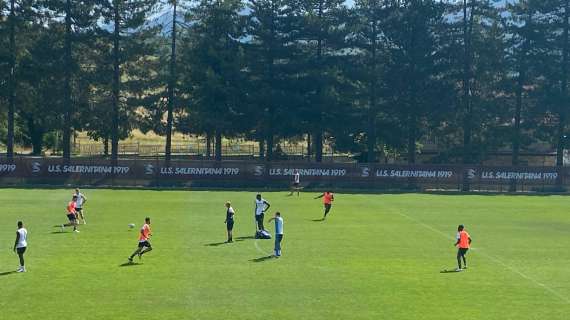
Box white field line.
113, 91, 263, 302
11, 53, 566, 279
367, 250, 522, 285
254, 239, 272, 256
397, 210, 570, 304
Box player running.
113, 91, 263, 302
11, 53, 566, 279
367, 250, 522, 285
314, 191, 334, 220
254, 193, 270, 232
224, 201, 235, 243
288, 169, 301, 196
14, 221, 28, 273
74, 188, 87, 224
454, 224, 472, 271
268, 212, 284, 257
61, 195, 80, 232
128, 217, 153, 263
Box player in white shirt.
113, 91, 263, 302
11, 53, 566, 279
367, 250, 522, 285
268, 212, 284, 257
224, 201, 236, 243
288, 169, 301, 197
74, 188, 88, 224
13, 221, 28, 272
254, 193, 270, 232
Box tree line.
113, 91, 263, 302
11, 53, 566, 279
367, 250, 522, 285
0, 0, 568, 165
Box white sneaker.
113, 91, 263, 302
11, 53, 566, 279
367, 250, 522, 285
83, 221, 87, 225
17, 267, 25, 273
60, 224, 64, 232
74, 230, 80, 233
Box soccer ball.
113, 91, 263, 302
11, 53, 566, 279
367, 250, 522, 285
128, 223, 135, 229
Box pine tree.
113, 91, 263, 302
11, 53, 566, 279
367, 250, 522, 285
99, 0, 158, 162
180, 0, 247, 161
295, 0, 348, 162
245, 0, 301, 161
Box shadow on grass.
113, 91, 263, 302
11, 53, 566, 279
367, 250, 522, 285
310, 218, 325, 222
50, 231, 68, 234
119, 262, 142, 267
205, 242, 228, 247
235, 236, 255, 240
0, 271, 17, 276
250, 255, 275, 263
440, 269, 462, 274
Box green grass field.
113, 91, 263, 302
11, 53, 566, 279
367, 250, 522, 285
0, 189, 569, 320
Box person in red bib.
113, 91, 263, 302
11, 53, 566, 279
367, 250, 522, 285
314, 191, 334, 220
61, 195, 79, 232
128, 217, 153, 263
454, 224, 472, 271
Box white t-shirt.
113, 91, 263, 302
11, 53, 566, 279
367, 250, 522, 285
255, 199, 267, 216
75, 192, 85, 207
227, 207, 235, 219
274, 217, 284, 235
16, 228, 28, 248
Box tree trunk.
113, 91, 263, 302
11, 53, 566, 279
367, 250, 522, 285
111, 0, 121, 164
266, 131, 274, 161
306, 133, 311, 161
214, 131, 222, 161
512, 74, 524, 167
62, 0, 73, 162
510, 68, 524, 192
259, 139, 265, 159
462, 0, 475, 167
461, 0, 475, 192
205, 133, 212, 159
24, 115, 43, 156
104, 137, 109, 156
407, 113, 416, 164
315, 130, 323, 162
556, 0, 569, 167
367, 19, 378, 163
314, 1, 324, 163
165, 0, 177, 164
7, 0, 16, 159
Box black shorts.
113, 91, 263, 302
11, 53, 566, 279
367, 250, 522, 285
458, 248, 469, 256
226, 219, 234, 231
324, 203, 332, 210
293, 182, 300, 187
76, 207, 83, 212
16, 247, 26, 254
138, 241, 151, 248
255, 214, 264, 222
67, 213, 77, 221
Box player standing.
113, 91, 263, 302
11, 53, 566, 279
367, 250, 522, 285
288, 169, 301, 196
254, 193, 270, 232
268, 212, 284, 257
74, 188, 87, 224
454, 224, 472, 271
13, 221, 28, 273
224, 201, 235, 243
61, 195, 79, 232
128, 217, 153, 263
314, 191, 334, 220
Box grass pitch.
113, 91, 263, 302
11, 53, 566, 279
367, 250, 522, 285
0, 189, 569, 320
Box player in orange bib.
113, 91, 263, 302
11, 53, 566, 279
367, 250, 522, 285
60, 195, 80, 232
128, 217, 153, 263
454, 224, 472, 271
314, 191, 334, 220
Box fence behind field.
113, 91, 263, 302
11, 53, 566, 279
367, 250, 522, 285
0, 157, 567, 192
73, 141, 333, 158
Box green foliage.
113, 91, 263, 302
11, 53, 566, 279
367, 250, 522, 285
1, 0, 569, 164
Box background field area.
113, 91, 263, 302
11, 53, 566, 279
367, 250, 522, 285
0, 190, 569, 320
